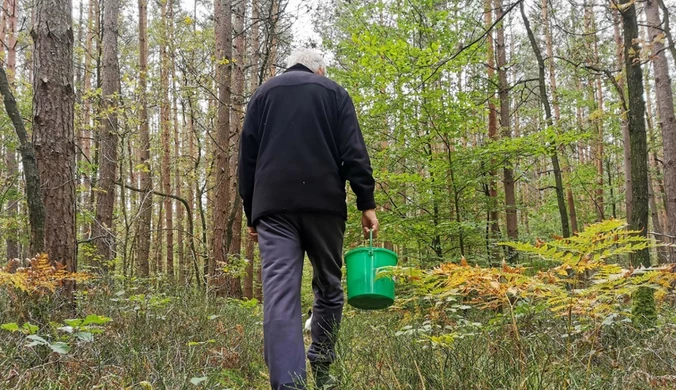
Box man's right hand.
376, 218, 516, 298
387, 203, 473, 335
248, 226, 258, 243
361, 209, 379, 239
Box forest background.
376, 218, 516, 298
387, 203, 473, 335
0, 0, 675, 388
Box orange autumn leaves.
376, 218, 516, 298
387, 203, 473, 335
0, 254, 92, 296
403, 220, 676, 321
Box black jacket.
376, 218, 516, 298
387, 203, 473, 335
238, 64, 375, 227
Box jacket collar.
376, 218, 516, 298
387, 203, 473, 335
284, 63, 314, 74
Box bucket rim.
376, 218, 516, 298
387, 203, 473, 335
344, 246, 398, 259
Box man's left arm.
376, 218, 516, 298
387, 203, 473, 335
238, 97, 260, 229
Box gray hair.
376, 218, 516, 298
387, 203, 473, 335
285, 48, 326, 74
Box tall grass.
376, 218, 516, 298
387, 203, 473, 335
334, 308, 676, 389
0, 278, 674, 389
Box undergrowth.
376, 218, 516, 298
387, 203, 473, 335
0, 220, 674, 389
0, 281, 674, 389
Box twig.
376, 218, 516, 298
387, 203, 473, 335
413, 358, 426, 390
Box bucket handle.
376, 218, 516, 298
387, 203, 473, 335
369, 229, 374, 256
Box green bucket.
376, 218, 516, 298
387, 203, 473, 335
345, 230, 398, 310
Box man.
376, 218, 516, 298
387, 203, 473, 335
238, 48, 378, 389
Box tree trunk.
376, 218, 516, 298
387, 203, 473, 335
267, 0, 279, 78
136, 0, 151, 277
0, 66, 45, 257
212, 0, 239, 297
521, 2, 570, 238
4, 0, 19, 260
656, 0, 676, 70
643, 30, 668, 262
161, 0, 174, 279
171, 21, 185, 282
32, 0, 77, 273
88, 0, 101, 227
495, 0, 518, 247
248, 0, 261, 300
92, 0, 120, 268
646, 0, 676, 263
174, 104, 185, 283
586, 2, 605, 222
484, 0, 500, 263
80, 0, 95, 236
187, 106, 196, 284
228, 0, 247, 271
251, 0, 261, 85
545, 0, 578, 234
153, 201, 163, 274
613, 8, 633, 220
620, 0, 651, 268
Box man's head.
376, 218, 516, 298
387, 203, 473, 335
286, 48, 326, 76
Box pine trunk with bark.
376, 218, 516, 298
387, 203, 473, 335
161, 0, 173, 278
92, 0, 120, 268
171, 29, 185, 282
32, 0, 77, 273
4, 0, 19, 260
646, 0, 676, 263
137, 0, 151, 277
586, 2, 605, 222
612, 8, 633, 220
646, 110, 664, 246
484, 0, 500, 264
80, 0, 95, 230
228, 0, 246, 267
620, 0, 651, 268
212, 0, 240, 297
266, 0, 279, 78
495, 0, 518, 247
249, 0, 262, 301
643, 31, 668, 262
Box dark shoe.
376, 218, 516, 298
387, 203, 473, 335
311, 363, 338, 389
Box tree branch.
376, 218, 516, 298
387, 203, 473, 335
114, 181, 203, 287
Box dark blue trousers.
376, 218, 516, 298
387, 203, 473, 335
256, 213, 345, 390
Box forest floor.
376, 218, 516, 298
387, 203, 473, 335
0, 274, 675, 389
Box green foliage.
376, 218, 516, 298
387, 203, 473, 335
0, 279, 269, 389
632, 286, 657, 328
1, 322, 38, 334
0, 271, 674, 389
1, 314, 111, 357
321, 0, 597, 264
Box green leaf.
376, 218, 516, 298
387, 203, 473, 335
190, 377, 208, 385
1, 323, 19, 332
22, 323, 39, 335
58, 326, 74, 334
64, 319, 83, 328
81, 314, 112, 326
75, 332, 94, 342
49, 342, 70, 354
187, 339, 215, 347
26, 334, 49, 346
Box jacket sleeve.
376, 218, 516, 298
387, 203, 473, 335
238, 96, 260, 227
337, 93, 376, 211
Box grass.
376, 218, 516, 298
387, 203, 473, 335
0, 275, 675, 389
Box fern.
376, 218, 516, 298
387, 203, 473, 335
0, 254, 92, 296
394, 220, 675, 328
